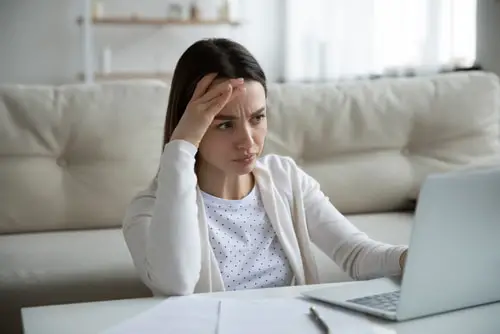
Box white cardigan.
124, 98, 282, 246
123, 140, 407, 296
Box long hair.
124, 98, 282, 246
162, 38, 267, 150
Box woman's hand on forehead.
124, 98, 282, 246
169, 73, 246, 148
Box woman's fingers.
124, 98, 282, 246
227, 84, 246, 103
191, 73, 218, 100
198, 78, 244, 104
202, 85, 234, 116
200, 83, 247, 116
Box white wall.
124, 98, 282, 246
0, 0, 81, 84
1, 1, 497, 85
476, 0, 500, 76
0, 0, 284, 85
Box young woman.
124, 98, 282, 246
123, 38, 408, 297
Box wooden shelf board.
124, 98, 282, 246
78, 71, 173, 81
77, 16, 241, 26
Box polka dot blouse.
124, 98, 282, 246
201, 186, 294, 291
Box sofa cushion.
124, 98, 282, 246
2, 73, 498, 233
0, 81, 168, 234
0, 227, 151, 309
264, 71, 500, 214
0, 213, 413, 302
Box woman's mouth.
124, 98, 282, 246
234, 155, 256, 164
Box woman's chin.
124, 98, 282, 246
229, 164, 255, 176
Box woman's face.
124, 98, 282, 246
198, 80, 267, 176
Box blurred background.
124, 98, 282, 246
0, 0, 498, 85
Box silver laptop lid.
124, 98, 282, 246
397, 167, 500, 320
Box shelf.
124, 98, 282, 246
77, 16, 241, 26
78, 71, 173, 82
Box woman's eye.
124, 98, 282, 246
217, 122, 232, 130
253, 114, 266, 123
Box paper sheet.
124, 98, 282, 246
101, 296, 220, 334
217, 298, 378, 334
101, 295, 387, 334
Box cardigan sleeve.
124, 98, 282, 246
294, 163, 408, 280
122, 139, 202, 296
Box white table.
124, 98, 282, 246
22, 281, 500, 334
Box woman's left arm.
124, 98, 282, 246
296, 165, 408, 280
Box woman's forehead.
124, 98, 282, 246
206, 77, 263, 92
223, 82, 266, 110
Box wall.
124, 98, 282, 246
1, 1, 498, 85
476, 0, 500, 76
0, 0, 284, 85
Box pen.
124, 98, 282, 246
309, 306, 330, 334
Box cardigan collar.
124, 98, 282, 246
253, 160, 306, 285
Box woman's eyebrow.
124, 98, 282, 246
214, 114, 237, 120
253, 107, 266, 115
214, 107, 266, 120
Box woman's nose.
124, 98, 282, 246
236, 125, 254, 150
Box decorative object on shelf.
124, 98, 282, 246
219, 0, 238, 21
101, 47, 112, 74
190, 2, 200, 21
219, 0, 229, 20
167, 3, 184, 20
92, 1, 104, 18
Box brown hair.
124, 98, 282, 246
162, 38, 267, 150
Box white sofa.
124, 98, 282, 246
1, 71, 499, 333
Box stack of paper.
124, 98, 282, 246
102, 295, 383, 334
217, 298, 378, 334
102, 296, 220, 334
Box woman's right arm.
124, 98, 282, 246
122, 74, 245, 296
122, 139, 200, 296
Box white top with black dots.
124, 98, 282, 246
202, 186, 294, 291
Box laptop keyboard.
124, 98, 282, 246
347, 290, 400, 312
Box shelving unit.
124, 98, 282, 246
77, 71, 174, 82
78, 0, 241, 84
77, 16, 240, 26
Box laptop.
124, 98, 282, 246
302, 166, 500, 321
